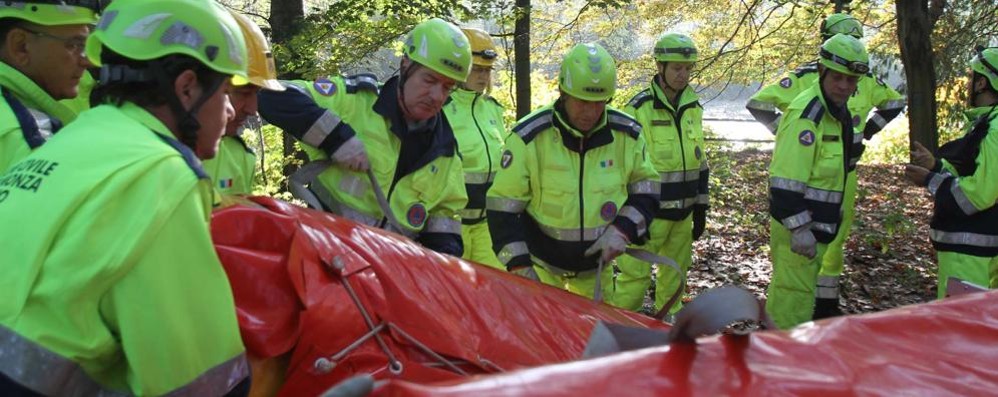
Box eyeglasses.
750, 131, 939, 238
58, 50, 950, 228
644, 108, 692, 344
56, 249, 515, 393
974, 45, 998, 77
472, 49, 498, 60
18, 26, 87, 56
819, 48, 870, 74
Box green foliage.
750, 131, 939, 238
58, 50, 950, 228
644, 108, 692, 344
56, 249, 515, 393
223, 0, 995, 194
241, 123, 300, 201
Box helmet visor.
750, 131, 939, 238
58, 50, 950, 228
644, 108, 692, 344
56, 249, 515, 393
654, 46, 697, 59
473, 49, 497, 61
820, 48, 869, 74
974, 45, 998, 77
58, 0, 105, 13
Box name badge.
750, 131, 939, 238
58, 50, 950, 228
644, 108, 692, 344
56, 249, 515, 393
651, 120, 673, 127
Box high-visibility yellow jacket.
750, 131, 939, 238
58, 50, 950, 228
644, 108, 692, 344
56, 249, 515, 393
487, 102, 660, 272
258, 74, 467, 256
925, 105, 998, 257
203, 134, 256, 195
0, 103, 247, 395
443, 88, 506, 224
769, 85, 855, 243
0, 62, 79, 173
747, 61, 905, 170
623, 78, 708, 220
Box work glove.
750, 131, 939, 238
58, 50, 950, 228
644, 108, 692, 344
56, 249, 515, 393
910, 141, 938, 171
331, 137, 370, 172
904, 164, 932, 187
692, 205, 707, 241
584, 226, 629, 263
510, 266, 540, 281
790, 224, 817, 259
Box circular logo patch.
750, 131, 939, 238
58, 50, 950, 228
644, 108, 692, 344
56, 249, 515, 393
694, 146, 702, 160
406, 203, 427, 227
313, 78, 336, 96
600, 201, 618, 222
798, 130, 815, 146
779, 77, 792, 89
852, 115, 861, 127
500, 150, 513, 169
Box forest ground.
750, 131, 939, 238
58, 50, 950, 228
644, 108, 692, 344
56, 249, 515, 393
640, 144, 938, 315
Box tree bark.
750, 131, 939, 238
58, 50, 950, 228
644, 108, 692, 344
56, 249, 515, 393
896, 0, 938, 153
514, 0, 532, 119
270, 0, 304, 60
269, 0, 307, 186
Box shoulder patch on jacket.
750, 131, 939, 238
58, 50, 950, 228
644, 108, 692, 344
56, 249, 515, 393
343, 73, 380, 94
793, 62, 819, 78
626, 89, 654, 109
607, 109, 642, 139
800, 97, 825, 124
511, 109, 553, 144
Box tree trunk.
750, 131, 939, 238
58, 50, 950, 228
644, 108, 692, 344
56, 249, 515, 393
831, 0, 847, 13
514, 0, 532, 119
269, 0, 307, 187
896, 0, 938, 154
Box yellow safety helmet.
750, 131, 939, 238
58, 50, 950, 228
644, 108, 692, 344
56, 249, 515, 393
228, 10, 284, 91
461, 27, 497, 67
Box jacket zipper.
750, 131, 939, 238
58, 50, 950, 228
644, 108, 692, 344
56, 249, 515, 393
471, 94, 494, 180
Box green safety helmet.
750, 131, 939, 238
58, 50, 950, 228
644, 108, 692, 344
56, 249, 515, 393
653, 33, 698, 63
84, 0, 247, 79
0, 0, 100, 26
821, 13, 863, 40
403, 18, 471, 83
559, 42, 617, 102
818, 33, 869, 77
970, 46, 998, 91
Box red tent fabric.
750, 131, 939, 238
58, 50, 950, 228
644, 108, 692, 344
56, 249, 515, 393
212, 197, 665, 396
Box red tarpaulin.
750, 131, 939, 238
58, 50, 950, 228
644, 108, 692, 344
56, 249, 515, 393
376, 289, 998, 396
213, 197, 998, 397
212, 197, 664, 396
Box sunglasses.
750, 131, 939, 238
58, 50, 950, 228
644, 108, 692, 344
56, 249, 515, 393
819, 48, 870, 74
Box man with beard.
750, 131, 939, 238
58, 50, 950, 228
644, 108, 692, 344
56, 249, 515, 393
0, 0, 251, 394
905, 46, 998, 298
259, 18, 470, 256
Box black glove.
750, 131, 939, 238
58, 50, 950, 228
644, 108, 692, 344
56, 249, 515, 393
692, 205, 707, 241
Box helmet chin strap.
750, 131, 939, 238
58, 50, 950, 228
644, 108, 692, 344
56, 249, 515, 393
397, 59, 417, 120
150, 60, 226, 149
